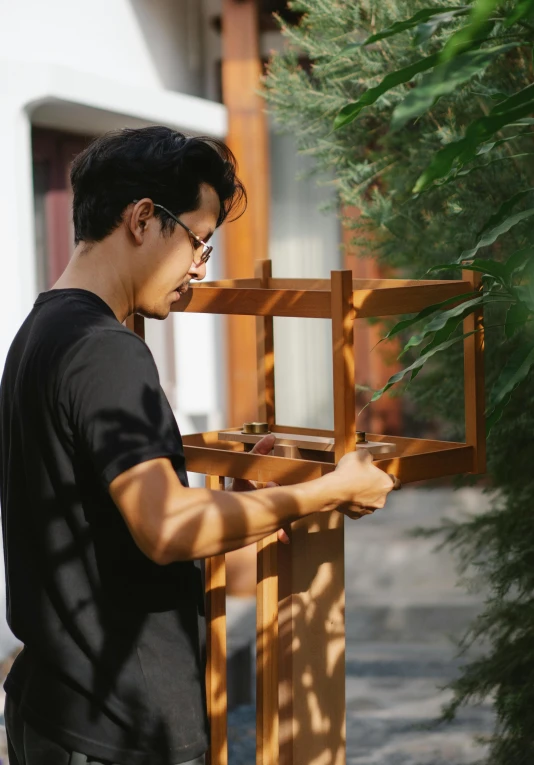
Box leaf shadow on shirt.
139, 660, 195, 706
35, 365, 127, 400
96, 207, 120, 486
8, 384, 208, 764
12, 379, 347, 765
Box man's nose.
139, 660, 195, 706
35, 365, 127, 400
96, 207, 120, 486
189, 261, 207, 281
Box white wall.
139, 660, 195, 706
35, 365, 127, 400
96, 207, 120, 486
269, 131, 342, 430
0, 0, 226, 383
2, 0, 203, 96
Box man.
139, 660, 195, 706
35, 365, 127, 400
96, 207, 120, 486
0, 127, 395, 765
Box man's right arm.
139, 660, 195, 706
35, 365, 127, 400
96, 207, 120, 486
109, 449, 395, 565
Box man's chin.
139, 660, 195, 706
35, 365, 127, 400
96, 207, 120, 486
137, 305, 171, 321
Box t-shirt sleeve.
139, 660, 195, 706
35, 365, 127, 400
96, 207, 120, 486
63, 329, 185, 489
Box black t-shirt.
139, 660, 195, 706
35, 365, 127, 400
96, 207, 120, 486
0, 289, 208, 765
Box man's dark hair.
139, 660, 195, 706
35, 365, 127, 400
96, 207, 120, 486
70, 126, 246, 244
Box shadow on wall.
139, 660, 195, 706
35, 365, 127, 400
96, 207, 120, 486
129, 0, 204, 96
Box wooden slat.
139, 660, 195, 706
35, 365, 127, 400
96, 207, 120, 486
183, 446, 335, 484
182, 429, 466, 455
277, 529, 293, 765
365, 432, 466, 454
267, 277, 467, 290
463, 271, 486, 474
193, 444, 473, 485
273, 424, 334, 438
332, 270, 356, 460
257, 533, 279, 765
352, 281, 472, 318
375, 445, 474, 483
205, 474, 228, 765
172, 281, 472, 319
172, 287, 331, 318
217, 429, 395, 456
255, 259, 279, 764
182, 433, 472, 483
256, 260, 276, 426
125, 314, 145, 339
196, 278, 262, 288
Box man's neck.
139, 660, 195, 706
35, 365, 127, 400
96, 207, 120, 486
52, 240, 133, 323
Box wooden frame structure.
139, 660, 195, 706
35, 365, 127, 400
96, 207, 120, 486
129, 262, 485, 765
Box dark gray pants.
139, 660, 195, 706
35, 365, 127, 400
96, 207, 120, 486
5, 696, 204, 765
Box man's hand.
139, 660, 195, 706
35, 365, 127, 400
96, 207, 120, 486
230, 433, 289, 543
328, 449, 399, 520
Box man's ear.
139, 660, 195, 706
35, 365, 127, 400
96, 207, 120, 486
129, 198, 154, 245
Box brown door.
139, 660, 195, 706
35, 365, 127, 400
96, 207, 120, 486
32, 128, 95, 290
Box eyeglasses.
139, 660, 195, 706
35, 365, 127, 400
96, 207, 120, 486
132, 200, 213, 265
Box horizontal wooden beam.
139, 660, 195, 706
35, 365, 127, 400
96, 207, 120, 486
182, 437, 474, 484
267, 278, 467, 290
172, 281, 471, 319
173, 287, 332, 318
183, 445, 335, 483
352, 281, 471, 319
375, 445, 474, 482
195, 278, 262, 288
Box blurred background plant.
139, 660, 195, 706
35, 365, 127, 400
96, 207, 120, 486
264, 1, 534, 761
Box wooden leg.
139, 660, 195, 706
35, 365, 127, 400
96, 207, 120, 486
205, 476, 228, 765
463, 271, 486, 474
257, 533, 279, 765
278, 513, 345, 765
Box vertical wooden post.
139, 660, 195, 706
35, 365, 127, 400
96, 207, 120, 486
205, 477, 228, 765
257, 534, 279, 765
256, 257, 279, 764
256, 259, 276, 425
331, 271, 356, 461
463, 271, 486, 474
278, 271, 353, 765
222, 0, 270, 427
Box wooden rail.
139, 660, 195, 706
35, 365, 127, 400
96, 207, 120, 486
172, 278, 471, 319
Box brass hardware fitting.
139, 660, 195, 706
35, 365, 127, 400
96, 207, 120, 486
242, 422, 271, 435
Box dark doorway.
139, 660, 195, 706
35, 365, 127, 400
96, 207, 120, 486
32, 128, 95, 290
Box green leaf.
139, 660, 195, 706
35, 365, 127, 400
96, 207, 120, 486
441, 0, 501, 62
414, 83, 534, 191
413, 9, 474, 45
399, 295, 487, 356
504, 246, 534, 280
372, 331, 477, 401
513, 285, 534, 311
504, 0, 534, 27
477, 189, 534, 237
427, 259, 509, 282
505, 302, 531, 338
392, 44, 518, 130
486, 341, 534, 432
476, 133, 525, 156
382, 291, 478, 341
362, 7, 469, 46
334, 53, 440, 130
460, 208, 534, 260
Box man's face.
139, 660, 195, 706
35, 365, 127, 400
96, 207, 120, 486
132, 183, 220, 320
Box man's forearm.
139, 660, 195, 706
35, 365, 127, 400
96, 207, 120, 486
155, 475, 339, 564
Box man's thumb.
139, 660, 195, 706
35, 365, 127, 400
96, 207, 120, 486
249, 433, 276, 455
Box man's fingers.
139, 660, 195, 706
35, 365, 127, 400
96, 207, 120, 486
388, 474, 402, 491
277, 528, 290, 544
249, 433, 276, 455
